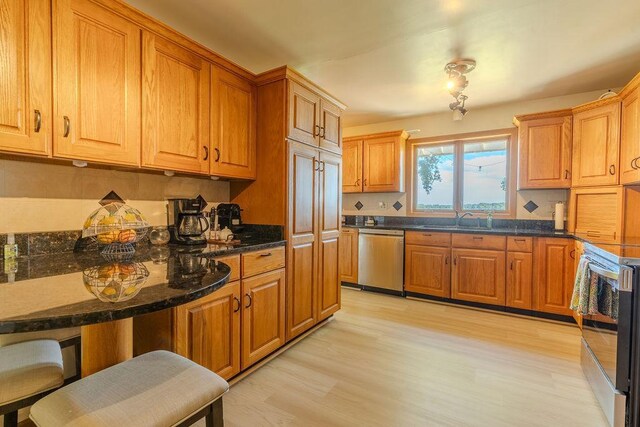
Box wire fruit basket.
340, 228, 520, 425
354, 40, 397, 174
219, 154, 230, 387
82, 202, 150, 256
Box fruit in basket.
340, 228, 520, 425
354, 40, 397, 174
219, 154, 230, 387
97, 265, 117, 282
98, 216, 119, 226
97, 231, 120, 244
118, 229, 137, 244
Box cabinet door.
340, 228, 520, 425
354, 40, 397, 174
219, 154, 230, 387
342, 140, 363, 193
339, 229, 358, 283
621, 88, 640, 185
363, 136, 402, 192
451, 248, 505, 306
0, 0, 51, 156
241, 269, 286, 369
518, 116, 572, 189
53, 0, 140, 165
533, 238, 574, 316
288, 81, 320, 146
141, 31, 209, 174
405, 245, 451, 298
317, 151, 341, 321
572, 102, 621, 187
286, 141, 318, 340
210, 65, 256, 179
319, 99, 342, 153
506, 252, 532, 309
568, 186, 622, 242
174, 281, 241, 380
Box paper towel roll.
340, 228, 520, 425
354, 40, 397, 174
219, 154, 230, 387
554, 202, 565, 230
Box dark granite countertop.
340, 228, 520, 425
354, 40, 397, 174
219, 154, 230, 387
342, 224, 572, 238
0, 237, 285, 334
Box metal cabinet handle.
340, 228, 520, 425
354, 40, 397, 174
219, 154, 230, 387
314, 124, 321, 137
214, 148, 220, 162
510, 261, 514, 270
259, 252, 272, 257
609, 164, 616, 175
570, 249, 576, 260
355, 178, 360, 186
564, 169, 570, 179
319, 161, 325, 172
586, 231, 601, 237
453, 257, 457, 266
363, 178, 367, 186
244, 293, 252, 308
34, 110, 42, 133
320, 126, 326, 138
422, 233, 432, 236
513, 238, 526, 242
314, 159, 320, 171
233, 296, 240, 313
472, 236, 483, 240
203, 146, 209, 160
63, 116, 70, 137
445, 256, 449, 265
633, 158, 640, 170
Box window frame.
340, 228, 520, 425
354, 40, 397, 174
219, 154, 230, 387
406, 128, 517, 218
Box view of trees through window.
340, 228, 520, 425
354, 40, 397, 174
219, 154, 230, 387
414, 138, 509, 212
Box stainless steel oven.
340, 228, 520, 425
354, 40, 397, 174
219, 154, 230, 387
580, 242, 640, 427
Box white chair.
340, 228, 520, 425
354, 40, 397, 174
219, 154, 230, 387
30, 350, 229, 427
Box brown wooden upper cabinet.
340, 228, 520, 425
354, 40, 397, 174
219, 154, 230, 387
572, 98, 621, 187
513, 111, 572, 189
342, 130, 408, 193
141, 31, 210, 174
53, 0, 141, 166
533, 237, 574, 316
287, 81, 342, 153
0, 0, 52, 157
621, 82, 640, 185
567, 185, 623, 243
210, 65, 256, 179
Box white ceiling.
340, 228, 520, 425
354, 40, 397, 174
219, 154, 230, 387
127, 0, 640, 127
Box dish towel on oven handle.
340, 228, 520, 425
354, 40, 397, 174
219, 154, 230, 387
570, 255, 599, 315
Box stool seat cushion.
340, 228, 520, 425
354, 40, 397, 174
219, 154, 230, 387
30, 350, 229, 427
0, 339, 64, 405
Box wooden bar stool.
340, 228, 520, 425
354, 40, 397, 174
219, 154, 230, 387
0, 340, 64, 427
30, 350, 229, 426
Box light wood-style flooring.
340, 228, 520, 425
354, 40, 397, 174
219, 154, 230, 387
219, 288, 608, 427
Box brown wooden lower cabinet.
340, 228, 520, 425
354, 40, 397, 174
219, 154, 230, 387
404, 245, 451, 298
451, 248, 506, 306
241, 269, 286, 369
174, 281, 241, 379
506, 252, 533, 309
339, 229, 358, 283
533, 237, 575, 316
318, 235, 341, 321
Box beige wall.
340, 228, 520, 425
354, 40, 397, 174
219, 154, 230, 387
0, 159, 229, 233
343, 88, 615, 220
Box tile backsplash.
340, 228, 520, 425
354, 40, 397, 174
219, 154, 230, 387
0, 159, 230, 233
343, 189, 568, 220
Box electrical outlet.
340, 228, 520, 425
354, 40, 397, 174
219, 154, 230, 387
378, 201, 387, 209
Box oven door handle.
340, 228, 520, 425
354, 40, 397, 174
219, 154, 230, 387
588, 263, 619, 281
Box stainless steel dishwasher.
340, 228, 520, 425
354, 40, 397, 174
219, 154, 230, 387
358, 228, 404, 295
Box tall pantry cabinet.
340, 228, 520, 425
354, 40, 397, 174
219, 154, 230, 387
231, 67, 345, 341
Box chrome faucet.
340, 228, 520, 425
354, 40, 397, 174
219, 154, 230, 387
455, 211, 474, 226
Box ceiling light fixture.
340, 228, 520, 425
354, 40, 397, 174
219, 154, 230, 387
445, 59, 476, 120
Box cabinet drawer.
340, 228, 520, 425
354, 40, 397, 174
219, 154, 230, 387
451, 233, 506, 250
242, 247, 285, 278
214, 254, 241, 282
405, 231, 451, 247
507, 237, 533, 252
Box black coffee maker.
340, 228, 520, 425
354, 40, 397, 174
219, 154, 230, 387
214, 203, 244, 233
167, 196, 209, 245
